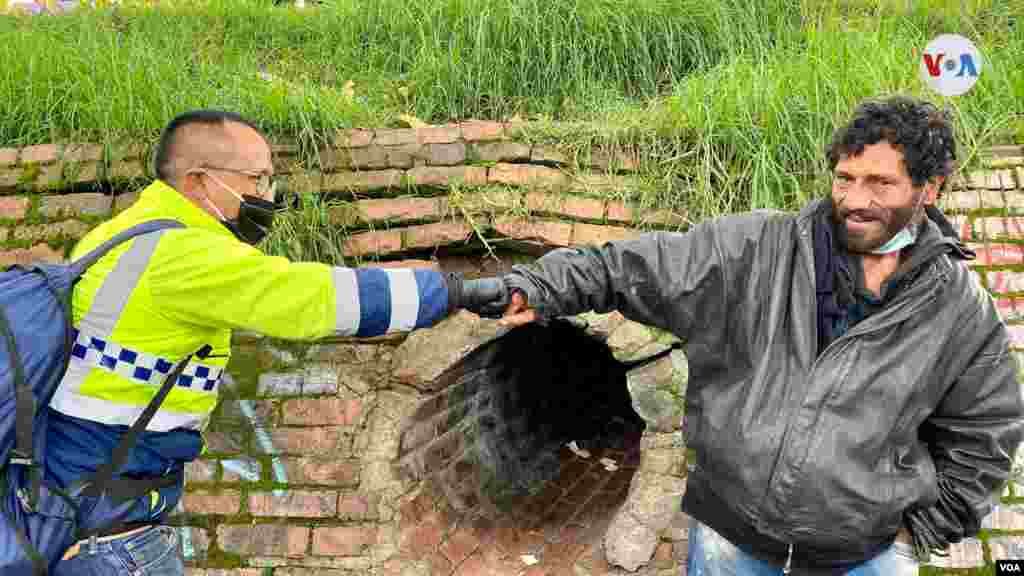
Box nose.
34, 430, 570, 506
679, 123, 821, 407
835, 179, 875, 211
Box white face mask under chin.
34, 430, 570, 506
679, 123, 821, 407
869, 225, 918, 254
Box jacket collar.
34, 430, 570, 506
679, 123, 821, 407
136, 179, 235, 239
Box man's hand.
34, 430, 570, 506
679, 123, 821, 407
499, 289, 537, 328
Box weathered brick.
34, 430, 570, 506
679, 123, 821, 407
346, 146, 389, 170
274, 569, 366, 576
35, 163, 64, 189
983, 504, 1024, 530
337, 493, 378, 520
64, 161, 101, 185
176, 526, 210, 560
651, 541, 674, 568
107, 159, 145, 181
966, 170, 996, 189
525, 192, 604, 220
923, 538, 984, 569
113, 191, 140, 214
946, 214, 974, 240
942, 190, 981, 211
980, 190, 1007, 210
20, 144, 59, 165
402, 221, 473, 250
493, 217, 572, 247
0, 168, 23, 191
280, 458, 360, 488
989, 536, 1024, 562
282, 398, 362, 427
39, 193, 111, 218
488, 163, 569, 188
257, 372, 304, 396
572, 223, 642, 245
998, 169, 1017, 189
9, 220, 91, 243
375, 128, 417, 147
184, 459, 217, 483
531, 144, 570, 165
440, 524, 484, 567
0, 243, 65, 266
417, 125, 461, 145
62, 143, 104, 163
343, 230, 404, 257
184, 565, 264, 569
249, 490, 337, 518
980, 217, 1024, 240
407, 165, 488, 187
1008, 191, 1024, 212
181, 488, 241, 515
460, 121, 504, 142
266, 427, 352, 456
322, 170, 403, 192
388, 143, 427, 169
425, 143, 467, 166
588, 148, 640, 172
571, 173, 636, 194
1008, 325, 1024, 350
335, 129, 374, 148
969, 243, 1024, 266
221, 459, 262, 482
398, 514, 446, 560
217, 524, 309, 557
0, 196, 29, 220
988, 271, 1024, 294
312, 526, 378, 556
473, 141, 531, 163
986, 145, 1024, 159
996, 298, 1022, 322
356, 197, 443, 223
605, 200, 634, 223
0, 148, 18, 167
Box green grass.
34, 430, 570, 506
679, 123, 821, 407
0, 0, 1021, 225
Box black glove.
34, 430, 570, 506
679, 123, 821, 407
446, 273, 511, 318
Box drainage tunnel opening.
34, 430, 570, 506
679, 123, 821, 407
397, 317, 656, 551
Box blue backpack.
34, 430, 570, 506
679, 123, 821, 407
0, 219, 191, 575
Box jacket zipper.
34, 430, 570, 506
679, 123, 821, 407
763, 229, 946, 546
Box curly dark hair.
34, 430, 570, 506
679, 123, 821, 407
826, 95, 957, 189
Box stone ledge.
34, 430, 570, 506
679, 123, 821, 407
339, 217, 655, 258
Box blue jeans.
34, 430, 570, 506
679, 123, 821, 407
52, 526, 183, 576
687, 520, 919, 575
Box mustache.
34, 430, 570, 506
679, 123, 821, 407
834, 204, 888, 223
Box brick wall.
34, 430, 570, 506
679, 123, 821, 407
2, 128, 1024, 575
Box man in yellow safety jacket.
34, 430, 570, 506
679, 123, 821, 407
47, 110, 499, 575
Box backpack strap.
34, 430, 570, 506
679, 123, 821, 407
72, 346, 197, 542
68, 219, 185, 278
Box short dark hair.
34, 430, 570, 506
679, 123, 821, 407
826, 95, 957, 188
153, 109, 265, 182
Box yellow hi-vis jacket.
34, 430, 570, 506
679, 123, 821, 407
50, 179, 452, 436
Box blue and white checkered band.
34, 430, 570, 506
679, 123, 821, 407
69, 329, 222, 392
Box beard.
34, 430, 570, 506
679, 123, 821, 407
831, 191, 924, 253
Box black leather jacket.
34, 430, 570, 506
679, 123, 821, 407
504, 199, 1024, 574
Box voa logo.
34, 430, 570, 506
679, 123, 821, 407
920, 34, 983, 97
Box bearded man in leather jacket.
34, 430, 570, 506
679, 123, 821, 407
462, 95, 1024, 575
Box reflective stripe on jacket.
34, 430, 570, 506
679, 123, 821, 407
51, 179, 450, 433
45, 179, 452, 530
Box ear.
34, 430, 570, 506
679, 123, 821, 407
923, 175, 944, 205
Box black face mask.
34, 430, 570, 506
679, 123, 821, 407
223, 195, 277, 245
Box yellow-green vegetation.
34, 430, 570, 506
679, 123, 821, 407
1, 0, 1020, 221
